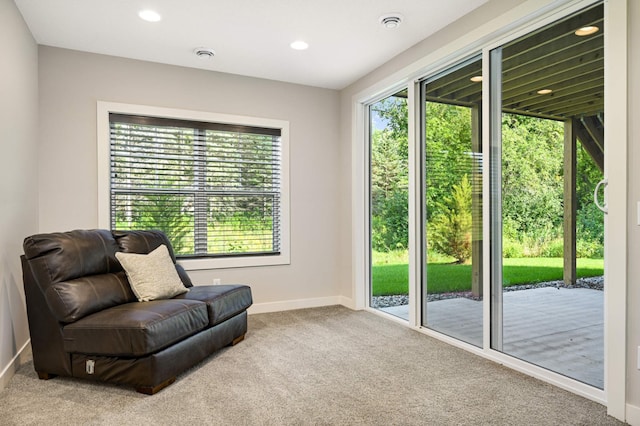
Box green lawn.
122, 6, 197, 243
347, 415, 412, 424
371, 257, 604, 296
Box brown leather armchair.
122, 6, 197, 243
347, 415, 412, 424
21, 229, 252, 394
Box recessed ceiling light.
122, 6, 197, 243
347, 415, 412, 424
574, 26, 599, 36
290, 40, 309, 50
470, 75, 483, 83
138, 9, 161, 22
379, 13, 403, 29
537, 88, 553, 95
194, 47, 215, 59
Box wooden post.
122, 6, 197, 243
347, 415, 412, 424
471, 104, 483, 298
563, 119, 577, 285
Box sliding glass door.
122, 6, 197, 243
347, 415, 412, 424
363, 0, 626, 410
489, 3, 604, 388
421, 56, 483, 347
414, 1, 604, 388
369, 90, 409, 319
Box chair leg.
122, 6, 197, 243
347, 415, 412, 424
37, 372, 57, 380
230, 334, 245, 346
135, 377, 176, 395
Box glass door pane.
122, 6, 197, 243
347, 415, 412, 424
422, 56, 483, 347
490, 3, 604, 388
370, 90, 409, 320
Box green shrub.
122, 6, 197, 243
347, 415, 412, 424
540, 238, 564, 257
577, 239, 604, 258
372, 249, 409, 266
371, 190, 408, 252
429, 176, 472, 263
503, 239, 524, 258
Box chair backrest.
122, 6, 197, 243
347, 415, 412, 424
23, 229, 134, 322
22, 229, 191, 323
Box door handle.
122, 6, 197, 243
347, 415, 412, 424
594, 178, 608, 214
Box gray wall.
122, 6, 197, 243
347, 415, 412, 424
37, 47, 345, 310
0, 0, 39, 387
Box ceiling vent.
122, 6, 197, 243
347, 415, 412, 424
379, 14, 403, 29
194, 47, 215, 59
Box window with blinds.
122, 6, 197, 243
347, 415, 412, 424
109, 113, 282, 258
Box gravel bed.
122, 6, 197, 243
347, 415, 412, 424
371, 275, 603, 309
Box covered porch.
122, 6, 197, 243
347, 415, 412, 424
381, 285, 604, 388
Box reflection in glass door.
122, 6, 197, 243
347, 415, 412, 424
421, 56, 483, 347
489, 3, 604, 388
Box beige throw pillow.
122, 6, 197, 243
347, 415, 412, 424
115, 244, 188, 302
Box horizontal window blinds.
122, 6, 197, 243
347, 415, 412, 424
109, 113, 282, 257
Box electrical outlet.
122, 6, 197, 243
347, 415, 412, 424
213, 278, 221, 285
637, 346, 640, 369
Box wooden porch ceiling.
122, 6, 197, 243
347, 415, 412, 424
423, 4, 603, 122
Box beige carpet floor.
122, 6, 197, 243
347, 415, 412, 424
0, 305, 624, 425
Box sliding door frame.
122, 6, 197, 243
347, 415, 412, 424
602, 0, 627, 419
481, 0, 625, 416
352, 0, 627, 420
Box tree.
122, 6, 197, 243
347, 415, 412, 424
424, 102, 474, 222
501, 114, 564, 243
371, 130, 406, 207
372, 96, 408, 162
370, 96, 603, 260
576, 143, 604, 247
370, 129, 409, 251
429, 176, 472, 263
370, 96, 409, 252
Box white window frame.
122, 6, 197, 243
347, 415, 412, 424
97, 101, 290, 270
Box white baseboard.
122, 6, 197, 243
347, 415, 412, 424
0, 340, 31, 391
248, 295, 353, 315
626, 403, 640, 425
337, 296, 356, 310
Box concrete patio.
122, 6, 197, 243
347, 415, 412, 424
380, 287, 604, 389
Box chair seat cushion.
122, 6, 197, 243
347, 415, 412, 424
174, 285, 252, 326
63, 299, 208, 357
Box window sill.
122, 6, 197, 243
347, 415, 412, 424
178, 253, 290, 270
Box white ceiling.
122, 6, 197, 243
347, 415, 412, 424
15, 0, 488, 90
